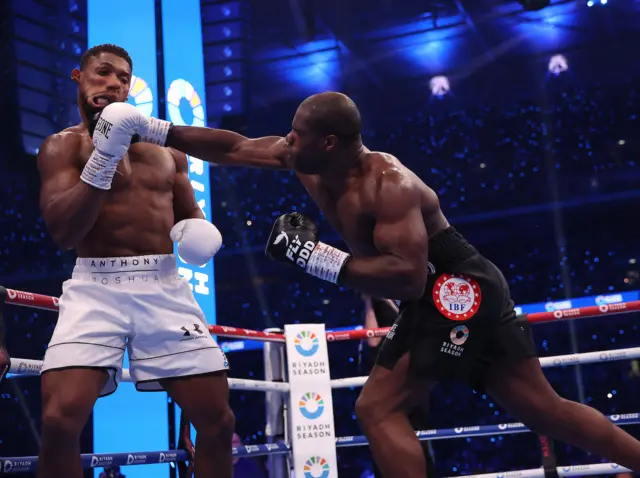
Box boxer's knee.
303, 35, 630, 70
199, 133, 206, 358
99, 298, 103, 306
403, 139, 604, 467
355, 391, 379, 430
41, 398, 88, 440
191, 403, 235, 442
512, 395, 567, 434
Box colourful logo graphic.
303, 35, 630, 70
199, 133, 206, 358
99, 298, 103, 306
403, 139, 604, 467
294, 331, 319, 357
433, 273, 482, 321
450, 325, 469, 346
299, 392, 325, 420
167, 78, 205, 127
304, 456, 330, 478
127, 75, 153, 117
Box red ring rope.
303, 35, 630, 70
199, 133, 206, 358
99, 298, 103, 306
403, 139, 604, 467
3, 288, 640, 343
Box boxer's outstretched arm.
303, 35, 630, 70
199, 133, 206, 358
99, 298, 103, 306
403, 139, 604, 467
170, 149, 205, 223
340, 171, 429, 300
166, 126, 287, 170
38, 133, 108, 250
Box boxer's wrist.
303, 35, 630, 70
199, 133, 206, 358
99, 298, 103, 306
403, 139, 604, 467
305, 241, 351, 284
80, 149, 121, 190
140, 117, 173, 146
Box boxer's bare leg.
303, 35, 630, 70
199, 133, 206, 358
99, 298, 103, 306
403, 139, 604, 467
38, 368, 109, 478
161, 371, 235, 478
355, 352, 435, 478
485, 357, 640, 471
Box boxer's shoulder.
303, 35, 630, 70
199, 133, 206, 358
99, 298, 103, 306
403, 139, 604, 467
38, 126, 86, 163
356, 152, 407, 211
365, 153, 413, 193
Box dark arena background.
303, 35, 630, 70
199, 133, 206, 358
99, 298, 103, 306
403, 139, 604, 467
1, 0, 640, 477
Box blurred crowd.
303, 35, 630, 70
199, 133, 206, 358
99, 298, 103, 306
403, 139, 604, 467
1, 79, 639, 476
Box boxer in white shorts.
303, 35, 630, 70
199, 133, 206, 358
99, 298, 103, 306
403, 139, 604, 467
36, 44, 285, 478
43, 254, 228, 396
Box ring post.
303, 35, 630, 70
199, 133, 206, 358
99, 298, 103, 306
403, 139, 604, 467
263, 327, 288, 478
0, 286, 11, 387
538, 434, 559, 478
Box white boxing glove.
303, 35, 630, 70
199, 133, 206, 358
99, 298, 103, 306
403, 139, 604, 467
83, 102, 141, 190
170, 219, 223, 266
84, 102, 174, 190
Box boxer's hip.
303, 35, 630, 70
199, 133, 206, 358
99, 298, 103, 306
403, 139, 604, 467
426, 226, 478, 272
378, 228, 535, 383
71, 254, 180, 285
60, 254, 200, 324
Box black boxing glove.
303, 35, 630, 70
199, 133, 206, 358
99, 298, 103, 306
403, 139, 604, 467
265, 212, 351, 284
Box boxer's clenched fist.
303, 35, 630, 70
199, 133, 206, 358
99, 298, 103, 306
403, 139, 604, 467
171, 218, 222, 266
82, 103, 138, 190
84, 102, 173, 189
265, 212, 351, 284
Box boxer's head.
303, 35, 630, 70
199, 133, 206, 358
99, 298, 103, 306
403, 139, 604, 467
71, 44, 133, 122
287, 92, 362, 174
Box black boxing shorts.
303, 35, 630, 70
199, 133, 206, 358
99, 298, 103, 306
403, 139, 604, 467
375, 227, 537, 387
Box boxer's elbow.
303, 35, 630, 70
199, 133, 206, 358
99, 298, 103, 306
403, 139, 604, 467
400, 274, 426, 300
43, 213, 80, 250
48, 226, 78, 250
393, 263, 426, 300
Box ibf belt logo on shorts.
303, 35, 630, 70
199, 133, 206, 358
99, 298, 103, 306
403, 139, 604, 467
299, 392, 325, 420
295, 331, 319, 357
180, 324, 205, 341
303, 456, 330, 478
433, 274, 481, 321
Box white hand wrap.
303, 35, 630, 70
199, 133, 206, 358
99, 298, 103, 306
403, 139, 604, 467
139, 117, 172, 146
305, 242, 351, 284
80, 149, 121, 190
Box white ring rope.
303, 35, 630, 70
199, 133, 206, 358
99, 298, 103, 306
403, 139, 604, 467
445, 462, 631, 478
7, 358, 290, 393
330, 345, 640, 390
11, 345, 638, 393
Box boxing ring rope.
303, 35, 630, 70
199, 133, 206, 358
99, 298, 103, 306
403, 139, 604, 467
4, 287, 640, 341
6, 357, 290, 392
2, 288, 640, 476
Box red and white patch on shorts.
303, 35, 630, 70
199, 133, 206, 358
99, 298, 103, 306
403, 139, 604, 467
432, 273, 482, 321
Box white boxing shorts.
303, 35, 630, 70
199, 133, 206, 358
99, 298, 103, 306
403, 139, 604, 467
41, 254, 228, 396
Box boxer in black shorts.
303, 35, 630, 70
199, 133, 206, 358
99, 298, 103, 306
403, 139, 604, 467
109, 91, 640, 476
376, 227, 538, 388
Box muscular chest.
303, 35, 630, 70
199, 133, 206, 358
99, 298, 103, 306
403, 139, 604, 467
299, 177, 376, 256
78, 141, 176, 192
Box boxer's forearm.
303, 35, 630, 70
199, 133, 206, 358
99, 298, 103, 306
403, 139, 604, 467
175, 206, 205, 224
43, 182, 108, 250
166, 126, 287, 169
341, 256, 426, 301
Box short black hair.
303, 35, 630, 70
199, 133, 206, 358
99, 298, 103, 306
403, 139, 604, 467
80, 44, 133, 71
300, 92, 362, 138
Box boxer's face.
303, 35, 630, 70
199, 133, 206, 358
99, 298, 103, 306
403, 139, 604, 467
287, 109, 335, 174
72, 52, 131, 118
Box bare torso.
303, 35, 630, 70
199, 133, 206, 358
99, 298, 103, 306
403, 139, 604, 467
294, 151, 450, 258
64, 125, 178, 257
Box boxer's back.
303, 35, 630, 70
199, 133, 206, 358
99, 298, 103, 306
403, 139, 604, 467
296, 151, 449, 258
38, 124, 179, 257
